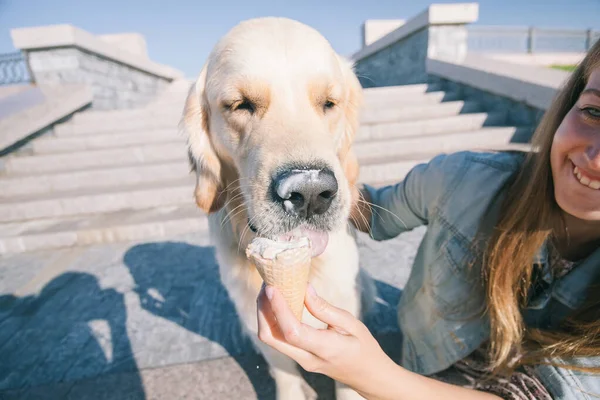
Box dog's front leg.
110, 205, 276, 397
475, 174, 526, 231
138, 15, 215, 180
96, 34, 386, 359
253, 339, 310, 400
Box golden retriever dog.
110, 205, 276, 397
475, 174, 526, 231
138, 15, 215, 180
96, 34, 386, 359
181, 17, 369, 399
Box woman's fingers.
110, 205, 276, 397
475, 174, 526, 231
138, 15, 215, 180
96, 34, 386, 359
257, 284, 391, 391
256, 285, 280, 333
304, 284, 365, 336
256, 285, 321, 367
261, 285, 351, 360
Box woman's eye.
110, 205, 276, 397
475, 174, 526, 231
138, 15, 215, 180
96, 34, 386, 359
581, 106, 600, 119
587, 107, 600, 118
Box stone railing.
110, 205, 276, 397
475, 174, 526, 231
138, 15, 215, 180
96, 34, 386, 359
10, 25, 184, 110
0, 85, 92, 156
352, 3, 479, 88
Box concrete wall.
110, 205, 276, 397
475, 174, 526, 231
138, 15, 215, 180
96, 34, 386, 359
352, 3, 478, 88
355, 29, 430, 87
362, 20, 405, 48
11, 25, 183, 110
27, 48, 170, 110
432, 76, 545, 129
427, 55, 571, 129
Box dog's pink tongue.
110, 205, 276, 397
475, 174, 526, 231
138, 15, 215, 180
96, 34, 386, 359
278, 228, 329, 258
301, 228, 329, 257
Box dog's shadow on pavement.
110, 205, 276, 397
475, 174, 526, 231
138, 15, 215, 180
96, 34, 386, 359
125, 241, 280, 399
123, 241, 403, 400
0, 272, 144, 400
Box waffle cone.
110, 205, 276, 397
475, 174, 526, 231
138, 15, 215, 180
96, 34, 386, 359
246, 239, 312, 320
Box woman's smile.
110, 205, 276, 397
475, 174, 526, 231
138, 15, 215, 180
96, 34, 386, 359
572, 161, 600, 190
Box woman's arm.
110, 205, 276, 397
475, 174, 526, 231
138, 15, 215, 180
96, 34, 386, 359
381, 367, 502, 400
257, 284, 502, 400
349, 154, 466, 241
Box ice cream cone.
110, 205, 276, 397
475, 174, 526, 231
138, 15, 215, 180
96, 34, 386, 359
246, 237, 312, 320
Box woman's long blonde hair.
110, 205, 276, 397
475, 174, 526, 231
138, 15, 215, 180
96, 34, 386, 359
484, 40, 600, 373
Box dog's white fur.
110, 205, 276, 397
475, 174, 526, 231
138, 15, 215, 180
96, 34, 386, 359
182, 17, 368, 399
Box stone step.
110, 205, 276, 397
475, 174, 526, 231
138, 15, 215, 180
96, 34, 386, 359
359, 143, 532, 168
359, 158, 428, 186
0, 144, 536, 254
357, 143, 532, 183
1, 151, 437, 224
354, 127, 531, 162
0, 178, 195, 223
3, 127, 531, 198
362, 83, 442, 104
0, 133, 531, 226
37, 101, 478, 154
54, 114, 182, 136
7, 112, 504, 174
0, 161, 191, 199
356, 112, 506, 142
360, 100, 479, 124
5, 112, 510, 177
0, 159, 427, 254
0, 204, 208, 254
379, 89, 459, 105
53, 86, 449, 137
4, 142, 187, 174
67, 88, 457, 126
32, 128, 183, 154
70, 107, 184, 124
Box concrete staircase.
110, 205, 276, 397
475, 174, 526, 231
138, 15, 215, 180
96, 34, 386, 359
0, 81, 531, 254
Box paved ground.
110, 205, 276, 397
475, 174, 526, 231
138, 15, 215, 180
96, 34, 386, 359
0, 227, 425, 399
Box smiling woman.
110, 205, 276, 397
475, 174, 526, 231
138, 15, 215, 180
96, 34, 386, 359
474, 37, 600, 386
552, 83, 600, 219
257, 39, 600, 400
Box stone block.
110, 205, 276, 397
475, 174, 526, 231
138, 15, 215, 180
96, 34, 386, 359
99, 33, 148, 59
362, 20, 406, 47
12, 25, 181, 110
353, 3, 477, 89
354, 29, 429, 88
428, 25, 468, 62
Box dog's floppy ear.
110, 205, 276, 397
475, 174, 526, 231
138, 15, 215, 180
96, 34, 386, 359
337, 56, 363, 204
181, 64, 226, 213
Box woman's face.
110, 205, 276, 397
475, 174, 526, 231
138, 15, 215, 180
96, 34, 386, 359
551, 67, 600, 221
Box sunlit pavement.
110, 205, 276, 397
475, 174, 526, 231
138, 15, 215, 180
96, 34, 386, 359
0, 227, 425, 399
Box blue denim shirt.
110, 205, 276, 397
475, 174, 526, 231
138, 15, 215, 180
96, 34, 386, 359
363, 151, 600, 399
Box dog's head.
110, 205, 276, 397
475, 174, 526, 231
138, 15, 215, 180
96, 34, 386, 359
182, 17, 362, 256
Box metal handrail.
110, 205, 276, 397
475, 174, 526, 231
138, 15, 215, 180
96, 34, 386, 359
468, 26, 600, 53
0, 52, 32, 85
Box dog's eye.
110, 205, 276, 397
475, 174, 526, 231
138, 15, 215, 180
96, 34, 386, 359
323, 100, 336, 112
233, 99, 255, 114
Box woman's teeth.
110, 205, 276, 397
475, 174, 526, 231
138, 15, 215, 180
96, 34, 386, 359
574, 166, 600, 190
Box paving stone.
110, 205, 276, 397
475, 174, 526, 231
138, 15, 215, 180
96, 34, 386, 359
0, 227, 421, 397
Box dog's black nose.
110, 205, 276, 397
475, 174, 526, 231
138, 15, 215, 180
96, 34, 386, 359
273, 168, 338, 219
